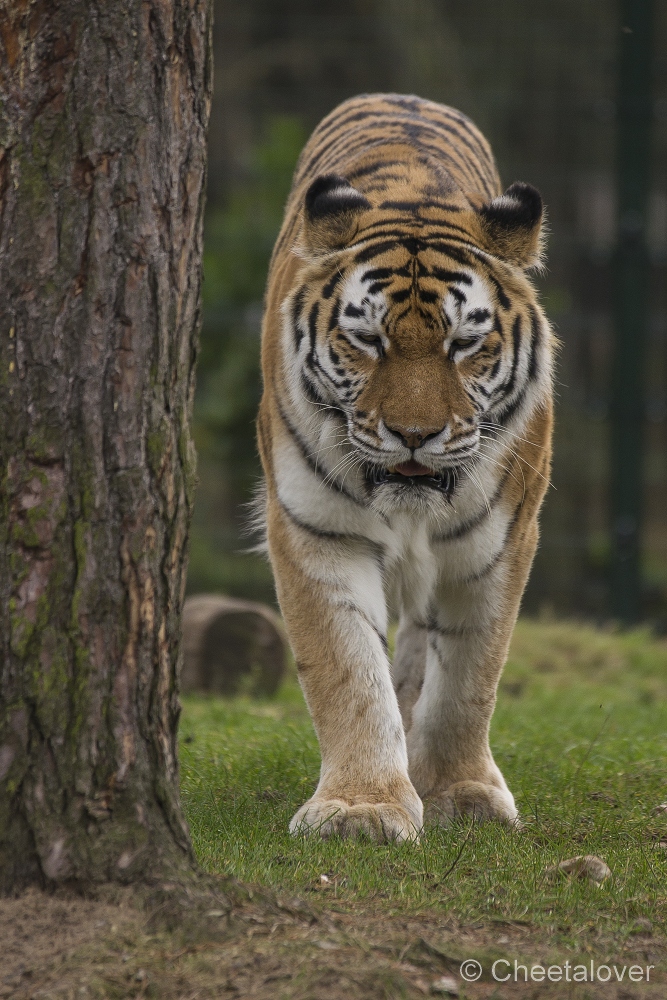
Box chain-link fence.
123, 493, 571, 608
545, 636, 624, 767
190, 0, 667, 626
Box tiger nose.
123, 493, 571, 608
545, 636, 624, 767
385, 422, 445, 449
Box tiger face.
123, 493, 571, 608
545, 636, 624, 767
284, 174, 548, 513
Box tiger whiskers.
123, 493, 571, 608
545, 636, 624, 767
322, 450, 365, 491
479, 420, 543, 452
475, 439, 526, 500
461, 460, 495, 546
478, 420, 553, 494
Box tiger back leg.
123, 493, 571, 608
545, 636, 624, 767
391, 617, 428, 735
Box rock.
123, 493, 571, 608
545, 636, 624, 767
545, 854, 611, 884
181, 594, 287, 696
653, 802, 667, 815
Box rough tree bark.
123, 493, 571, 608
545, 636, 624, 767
0, 0, 213, 892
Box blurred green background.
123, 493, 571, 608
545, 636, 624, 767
188, 0, 667, 624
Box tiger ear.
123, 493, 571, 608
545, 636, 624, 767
477, 182, 545, 269
302, 174, 370, 254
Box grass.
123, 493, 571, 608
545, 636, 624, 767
179, 617, 667, 948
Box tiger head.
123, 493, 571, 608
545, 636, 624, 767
284, 172, 550, 511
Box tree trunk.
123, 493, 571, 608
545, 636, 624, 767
0, 0, 213, 892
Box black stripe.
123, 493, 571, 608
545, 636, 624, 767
340, 599, 389, 652
305, 349, 350, 398
431, 268, 472, 285
280, 497, 381, 551
527, 305, 541, 380
309, 131, 488, 196
299, 114, 493, 193
388, 96, 497, 171
328, 298, 341, 331
501, 315, 522, 400
459, 498, 524, 584
398, 119, 494, 189
496, 384, 528, 425
275, 394, 363, 507
322, 269, 343, 299
427, 242, 477, 267
347, 159, 403, 181
345, 304, 367, 319
362, 267, 394, 281
307, 301, 320, 351
300, 370, 329, 407
379, 199, 424, 212
367, 280, 392, 294
488, 273, 511, 310
312, 98, 496, 176
351, 216, 483, 244
352, 235, 477, 268
432, 463, 513, 543
426, 619, 474, 639
305, 106, 385, 146
291, 288, 306, 350
280, 500, 388, 586
355, 239, 404, 263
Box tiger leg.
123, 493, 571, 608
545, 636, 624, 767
267, 503, 423, 842
391, 617, 427, 735
405, 518, 540, 826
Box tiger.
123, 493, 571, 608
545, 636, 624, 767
256, 93, 555, 842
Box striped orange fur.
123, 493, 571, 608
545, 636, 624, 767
257, 94, 555, 840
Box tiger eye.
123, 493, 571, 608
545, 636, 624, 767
355, 332, 384, 354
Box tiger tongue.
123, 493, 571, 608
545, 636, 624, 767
393, 459, 433, 476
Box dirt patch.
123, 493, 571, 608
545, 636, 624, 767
1, 886, 664, 998
0, 888, 140, 997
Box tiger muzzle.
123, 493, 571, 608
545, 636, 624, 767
367, 461, 458, 496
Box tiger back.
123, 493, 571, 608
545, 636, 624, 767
258, 94, 554, 841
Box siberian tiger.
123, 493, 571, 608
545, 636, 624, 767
257, 93, 554, 841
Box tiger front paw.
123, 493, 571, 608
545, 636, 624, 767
289, 795, 422, 843
424, 780, 519, 827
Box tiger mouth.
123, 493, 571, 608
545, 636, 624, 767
367, 460, 458, 495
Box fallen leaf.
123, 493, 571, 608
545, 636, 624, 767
431, 974, 459, 996
628, 918, 652, 935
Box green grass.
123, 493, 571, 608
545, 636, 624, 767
179, 618, 667, 942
